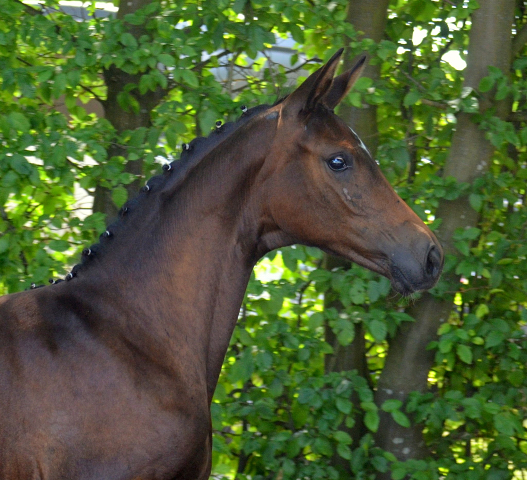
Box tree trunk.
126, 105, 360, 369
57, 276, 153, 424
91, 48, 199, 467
339, 0, 390, 157
93, 0, 167, 219
373, 0, 516, 472
323, 0, 390, 474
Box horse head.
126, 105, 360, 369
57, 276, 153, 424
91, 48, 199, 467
261, 49, 443, 295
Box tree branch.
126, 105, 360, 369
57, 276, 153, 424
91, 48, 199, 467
14, 0, 42, 16
16, 55, 105, 105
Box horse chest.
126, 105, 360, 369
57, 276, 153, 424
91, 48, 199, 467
0, 322, 212, 480
0, 398, 211, 480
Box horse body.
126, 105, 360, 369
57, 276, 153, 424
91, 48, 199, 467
0, 103, 274, 480
0, 50, 443, 479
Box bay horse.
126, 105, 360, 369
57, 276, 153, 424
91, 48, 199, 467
0, 50, 443, 480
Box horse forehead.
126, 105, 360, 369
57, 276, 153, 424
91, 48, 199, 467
347, 126, 371, 156
302, 115, 367, 152
279, 110, 369, 157
300, 112, 346, 139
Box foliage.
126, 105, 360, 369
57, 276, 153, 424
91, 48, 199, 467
1, 0, 526, 478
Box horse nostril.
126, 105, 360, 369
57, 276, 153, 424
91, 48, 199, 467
425, 245, 441, 278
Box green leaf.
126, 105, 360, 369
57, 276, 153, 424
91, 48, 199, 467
335, 318, 355, 346
0, 237, 10, 254
10, 154, 32, 175
484, 402, 501, 415
475, 303, 489, 318
348, 92, 362, 108
37, 68, 54, 83
334, 430, 352, 444
158, 53, 175, 67
371, 455, 389, 473
117, 91, 140, 113
463, 227, 481, 240
289, 23, 304, 44
469, 193, 483, 211
381, 399, 403, 412
308, 311, 324, 330
438, 323, 451, 335
439, 338, 453, 353
313, 437, 333, 456
479, 76, 495, 92
229, 350, 253, 383
403, 90, 421, 106
75, 49, 86, 67
198, 107, 218, 134
454, 240, 470, 256
143, 1, 159, 14
48, 240, 70, 252
364, 410, 379, 432
232, 0, 247, 14
369, 319, 387, 342
297, 388, 316, 404
139, 74, 154, 95
52, 73, 67, 98
291, 402, 309, 428
507, 370, 524, 387
367, 280, 383, 302
165, 125, 180, 151
336, 397, 353, 415
120, 33, 138, 47
111, 186, 128, 208
260, 293, 283, 315
485, 330, 506, 348
494, 412, 517, 436
361, 401, 377, 412
180, 69, 199, 88
391, 410, 411, 428
349, 282, 365, 304
8, 112, 30, 133
337, 443, 352, 460
461, 398, 482, 419
128, 128, 146, 148
392, 146, 410, 169
353, 77, 373, 91
377, 40, 397, 60
255, 350, 272, 369
456, 344, 473, 364
285, 438, 301, 458
391, 465, 408, 480
164, 123, 186, 150
496, 258, 513, 265
123, 12, 145, 25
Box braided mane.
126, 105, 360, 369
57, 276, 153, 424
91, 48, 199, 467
45, 103, 273, 286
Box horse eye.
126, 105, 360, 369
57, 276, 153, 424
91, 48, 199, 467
327, 156, 348, 172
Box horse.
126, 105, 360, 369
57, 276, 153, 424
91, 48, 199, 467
0, 49, 443, 480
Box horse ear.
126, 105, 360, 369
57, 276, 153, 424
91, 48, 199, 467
283, 48, 344, 114
322, 55, 367, 110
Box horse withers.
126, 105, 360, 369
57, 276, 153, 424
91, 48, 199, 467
0, 49, 442, 479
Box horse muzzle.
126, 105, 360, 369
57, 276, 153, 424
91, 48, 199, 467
388, 241, 444, 295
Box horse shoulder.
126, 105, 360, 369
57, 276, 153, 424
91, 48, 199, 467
0, 288, 212, 480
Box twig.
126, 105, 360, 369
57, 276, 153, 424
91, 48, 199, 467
421, 98, 448, 109
192, 50, 231, 72
14, 0, 42, 16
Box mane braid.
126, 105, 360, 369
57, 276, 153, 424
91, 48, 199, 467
55, 103, 273, 283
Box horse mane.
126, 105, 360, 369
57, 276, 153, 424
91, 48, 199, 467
45, 103, 273, 286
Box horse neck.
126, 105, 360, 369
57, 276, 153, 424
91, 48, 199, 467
76, 114, 279, 401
